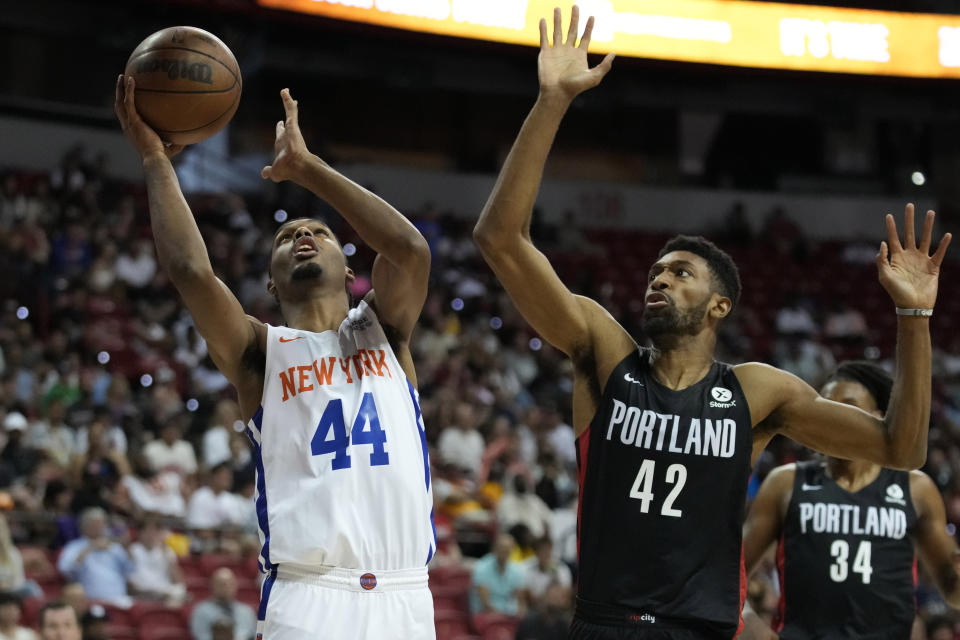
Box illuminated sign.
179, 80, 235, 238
256, 0, 960, 79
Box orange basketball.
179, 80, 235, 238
124, 26, 242, 145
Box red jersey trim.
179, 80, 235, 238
576, 427, 591, 563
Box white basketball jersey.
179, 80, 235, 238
246, 300, 435, 572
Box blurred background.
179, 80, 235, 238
2, 0, 960, 639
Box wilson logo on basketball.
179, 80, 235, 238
360, 573, 377, 590
135, 59, 214, 84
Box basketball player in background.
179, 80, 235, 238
115, 76, 436, 639
742, 361, 960, 639
472, 6, 951, 638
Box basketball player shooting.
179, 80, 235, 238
472, 7, 951, 639
115, 76, 437, 639
741, 361, 960, 639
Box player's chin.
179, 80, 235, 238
291, 262, 324, 282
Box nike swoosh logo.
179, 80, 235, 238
801, 484, 822, 491
624, 373, 644, 385
279, 336, 304, 343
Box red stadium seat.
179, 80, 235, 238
140, 627, 188, 640
199, 554, 253, 578
430, 565, 472, 592
237, 584, 261, 610
481, 620, 518, 640
178, 556, 206, 579
432, 585, 469, 613
105, 625, 137, 640
434, 609, 470, 640
471, 612, 518, 635
102, 603, 135, 628
20, 598, 43, 626
18, 546, 57, 580
132, 604, 186, 630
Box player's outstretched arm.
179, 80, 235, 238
115, 75, 260, 389
741, 205, 950, 469
911, 471, 960, 608
743, 464, 794, 576
473, 6, 616, 358
740, 468, 792, 640
261, 89, 430, 342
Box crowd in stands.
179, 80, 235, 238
1, 146, 960, 640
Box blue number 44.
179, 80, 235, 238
311, 392, 389, 469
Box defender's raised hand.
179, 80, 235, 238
114, 75, 183, 160
877, 203, 952, 310
262, 88, 310, 183
538, 5, 615, 101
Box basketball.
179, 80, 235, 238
124, 26, 242, 145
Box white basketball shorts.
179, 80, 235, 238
256, 564, 436, 640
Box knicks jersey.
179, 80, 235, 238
575, 348, 753, 637
776, 461, 917, 639
245, 301, 436, 573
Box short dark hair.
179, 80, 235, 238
826, 361, 893, 414
38, 600, 77, 628
0, 592, 20, 607
657, 235, 741, 308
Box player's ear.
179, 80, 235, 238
345, 266, 355, 285
710, 293, 732, 320
267, 278, 277, 299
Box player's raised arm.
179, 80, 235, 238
911, 471, 960, 608
114, 75, 260, 389
473, 6, 615, 357
741, 205, 951, 469
261, 89, 430, 344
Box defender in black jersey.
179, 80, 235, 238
473, 6, 951, 638
742, 362, 960, 639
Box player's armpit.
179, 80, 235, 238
737, 363, 915, 469
743, 464, 795, 576
911, 471, 960, 608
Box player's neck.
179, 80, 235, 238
281, 296, 350, 333
827, 457, 881, 493
648, 335, 716, 390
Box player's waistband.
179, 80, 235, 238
574, 597, 727, 635
276, 563, 429, 592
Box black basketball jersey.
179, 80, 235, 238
574, 348, 753, 638
776, 460, 918, 640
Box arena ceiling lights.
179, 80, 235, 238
256, 0, 960, 79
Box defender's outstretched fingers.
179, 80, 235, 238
580, 16, 595, 50
903, 203, 916, 249
593, 52, 616, 80
920, 210, 935, 254
539, 18, 549, 49
885, 214, 903, 254
876, 241, 889, 269
553, 7, 563, 47
932, 232, 953, 268
282, 88, 299, 125
566, 5, 580, 46
276, 121, 284, 139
